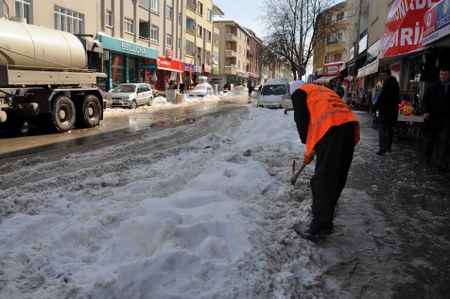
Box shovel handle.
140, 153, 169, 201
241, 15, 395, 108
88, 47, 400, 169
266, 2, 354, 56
290, 162, 307, 185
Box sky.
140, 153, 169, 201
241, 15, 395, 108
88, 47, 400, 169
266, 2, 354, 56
213, 0, 266, 38
0, 88, 395, 298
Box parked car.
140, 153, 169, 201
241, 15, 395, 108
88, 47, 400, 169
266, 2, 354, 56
111, 83, 153, 109
188, 83, 215, 97
257, 78, 290, 109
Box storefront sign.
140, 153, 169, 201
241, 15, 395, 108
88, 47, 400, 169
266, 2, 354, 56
184, 63, 195, 71
212, 67, 220, 75
156, 57, 183, 72
380, 0, 440, 58
202, 64, 212, 73
99, 35, 158, 59
423, 0, 450, 45
323, 61, 344, 76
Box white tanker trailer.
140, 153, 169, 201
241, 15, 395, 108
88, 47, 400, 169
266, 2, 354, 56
0, 18, 105, 132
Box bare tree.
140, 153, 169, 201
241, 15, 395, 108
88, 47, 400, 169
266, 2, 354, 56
261, 0, 342, 80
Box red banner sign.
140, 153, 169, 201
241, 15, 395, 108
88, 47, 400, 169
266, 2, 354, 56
380, 0, 440, 58
156, 57, 183, 72
423, 0, 450, 45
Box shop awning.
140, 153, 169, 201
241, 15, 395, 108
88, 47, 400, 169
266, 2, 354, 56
313, 76, 338, 84
379, 0, 440, 58
357, 59, 379, 78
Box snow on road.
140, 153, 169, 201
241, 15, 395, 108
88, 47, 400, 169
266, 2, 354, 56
1, 93, 396, 298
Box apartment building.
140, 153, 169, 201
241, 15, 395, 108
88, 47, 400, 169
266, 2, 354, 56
0, 0, 222, 92
312, 1, 349, 86
212, 10, 250, 86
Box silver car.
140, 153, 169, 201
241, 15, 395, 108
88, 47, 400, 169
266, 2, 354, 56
188, 83, 215, 97
111, 83, 153, 109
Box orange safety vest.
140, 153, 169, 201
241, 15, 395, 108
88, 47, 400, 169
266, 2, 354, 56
299, 84, 360, 155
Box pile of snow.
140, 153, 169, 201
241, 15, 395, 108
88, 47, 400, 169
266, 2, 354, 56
0, 105, 385, 298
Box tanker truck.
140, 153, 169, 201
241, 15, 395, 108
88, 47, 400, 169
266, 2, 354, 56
0, 18, 105, 132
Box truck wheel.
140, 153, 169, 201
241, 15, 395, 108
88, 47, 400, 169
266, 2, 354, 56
51, 95, 76, 132
78, 95, 102, 128
0, 110, 25, 130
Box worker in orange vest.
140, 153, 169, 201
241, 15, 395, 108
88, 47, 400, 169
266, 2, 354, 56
291, 83, 360, 241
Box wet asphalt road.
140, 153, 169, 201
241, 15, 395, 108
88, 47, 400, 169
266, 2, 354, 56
0, 99, 249, 159
347, 112, 450, 298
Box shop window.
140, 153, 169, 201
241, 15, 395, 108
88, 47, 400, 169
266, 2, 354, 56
15, 0, 32, 24
112, 55, 124, 86
54, 5, 84, 34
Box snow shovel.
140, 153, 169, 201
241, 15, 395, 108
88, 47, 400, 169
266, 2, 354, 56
290, 160, 307, 185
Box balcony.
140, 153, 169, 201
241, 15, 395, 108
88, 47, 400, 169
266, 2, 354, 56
225, 49, 236, 58
224, 64, 237, 75
225, 33, 238, 42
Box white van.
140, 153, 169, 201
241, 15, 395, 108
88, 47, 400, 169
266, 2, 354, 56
257, 78, 290, 108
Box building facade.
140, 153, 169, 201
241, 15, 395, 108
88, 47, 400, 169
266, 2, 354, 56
312, 1, 349, 86
0, 0, 263, 93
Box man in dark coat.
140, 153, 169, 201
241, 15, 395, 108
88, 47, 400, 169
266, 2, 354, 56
372, 69, 400, 155
422, 66, 450, 172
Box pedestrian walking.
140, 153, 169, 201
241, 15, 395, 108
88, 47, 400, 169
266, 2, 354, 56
291, 83, 360, 240
372, 69, 400, 155
422, 66, 450, 172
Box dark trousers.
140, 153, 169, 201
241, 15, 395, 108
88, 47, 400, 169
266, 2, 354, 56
310, 122, 356, 230
424, 118, 450, 166
378, 123, 394, 152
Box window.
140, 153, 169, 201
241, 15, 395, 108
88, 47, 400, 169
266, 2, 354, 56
150, 24, 159, 43
15, 0, 32, 24
139, 21, 150, 39
197, 1, 203, 16
187, 0, 196, 11
54, 6, 84, 34
151, 0, 158, 13
124, 17, 134, 34
140, 0, 149, 9
166, 34, 172, 47
197, 25, 203, 38
186, 40, 195, 56
166, 5, 172, 19
336, 12, 345, 21
207, 9, 212, 22
206, 30, 212, 43
334, 54, 342, 61
186, 16, 195, 34
106, 10, 113, 27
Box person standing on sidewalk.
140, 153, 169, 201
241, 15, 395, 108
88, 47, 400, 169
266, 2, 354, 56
372, 69, 400, 155
422, 66, 450, 172
291, 83, 360, 240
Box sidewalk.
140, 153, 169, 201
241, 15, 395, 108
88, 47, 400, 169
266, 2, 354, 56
337, 110, 450, 298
